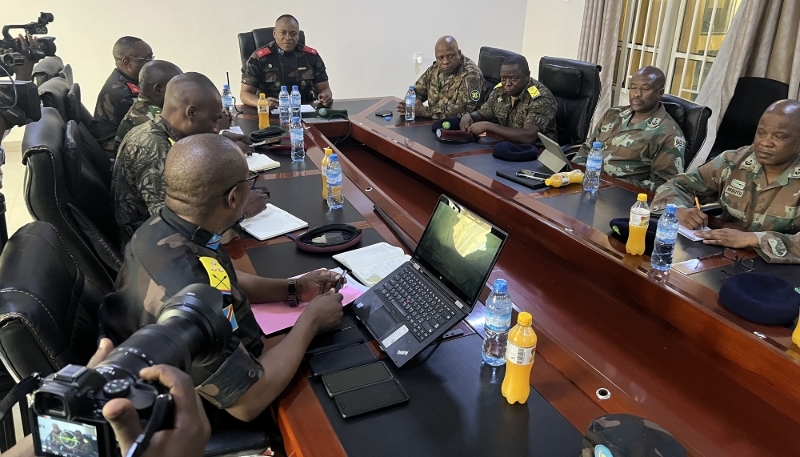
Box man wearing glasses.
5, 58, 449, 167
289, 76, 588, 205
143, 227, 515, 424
91, 36, 154, 155
652, 100, 800, 264
240, 14, 332, 109
459, 55, 558, 148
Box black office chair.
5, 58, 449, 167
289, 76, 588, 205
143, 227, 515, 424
477, 47, 522, 105
37, 76, 71, 122
538, 56, 602, 150
708, 77, 789, 161
237, 27, 306, 67
31, 55, 66, 86
660, 94, 712, 167
66, 83, 113, 186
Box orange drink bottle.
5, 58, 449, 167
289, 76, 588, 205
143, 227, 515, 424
545, 169, 585, 187
626, 193, 650, 255
501, 311, 538, 404
257, 93, 270, 129
793, 311, 800, 346
321, 147, 333, 200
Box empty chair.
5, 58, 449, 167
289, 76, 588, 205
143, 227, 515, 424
37, 76, 71, 122
238, 27, 306, 67
31, 55, 65, 86
476, 46, 523, 105
660, 94, 712, 167
66, 83, 113, 186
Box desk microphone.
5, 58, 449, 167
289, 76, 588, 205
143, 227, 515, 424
316, 107, 348, 119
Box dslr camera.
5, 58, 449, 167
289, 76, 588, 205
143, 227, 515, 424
1, 12, 57, 65
29, 284, 233, 457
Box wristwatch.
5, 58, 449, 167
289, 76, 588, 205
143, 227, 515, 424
288, 278, 298, 307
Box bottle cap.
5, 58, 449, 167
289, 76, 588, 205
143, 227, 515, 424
665, 203, 677, 214
517, 311, 532, 326
324, 147, 332, 155
329, 153, 338, 161
259, 93, 265, 99
223, 83, 230, 90
281, 85, 287, 91
493, 278, 508, 294
292, 85, 298, 90
409, 85, 415, 90
637, 193, 647, 202
592, 141, 602, 149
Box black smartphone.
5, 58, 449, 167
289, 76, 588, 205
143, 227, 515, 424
307, 343, 377, 377
306, 326, 365, 356
334, 379, 409, 419
322, 361, 394, 397
375, 110, 393, 117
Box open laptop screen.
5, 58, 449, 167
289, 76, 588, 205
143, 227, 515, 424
413, 196, 508, 307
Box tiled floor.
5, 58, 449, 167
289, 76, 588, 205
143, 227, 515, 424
2, 141, 34, 237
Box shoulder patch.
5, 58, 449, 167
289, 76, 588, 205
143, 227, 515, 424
674, 136, 686, 150
199, 256, 231, 294
256, 46, 272, 58
526, 86, 541, 99
792, 166, 800, 178
126, 82, 141, 95
494, 82, 503, 89
470, 89, 480, 101
302, 45, 318, 55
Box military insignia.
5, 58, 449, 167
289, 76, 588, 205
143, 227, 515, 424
612, 225, 621, 235
302, 45, 318, 55
619, 109, 631, 118
768, 238, 787, 257
646, 117, 662, 129
600, 122, 613, 133
268, 63, 272, 68
494, 82, 503, 89
526, 86, 541, 99
674, 136, 686, 150
222, 304, 239, 331
199, 256, 231, 294
731, 179, 746, 190
595, 445, 613, 457
470, 89, 480, 101
724, 185, 744, 198
792, 166, 800, 178
297, 66, 307, 71
126, 82, 141, 95
256, 46, 272, 58
743, 156, 755, 167
442, 121, 451, 129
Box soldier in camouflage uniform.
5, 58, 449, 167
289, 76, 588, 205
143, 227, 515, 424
396, 36, 483, 119
574, 67, 685, 191
101, 134, 343, 423
240, 14, 332, 109
459, 55, 558, 148
91, 36, 153, 156
652, 100, 800, 264
114, 60, 182, 153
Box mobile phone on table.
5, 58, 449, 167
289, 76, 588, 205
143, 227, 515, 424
322, 361, 394, 397
306, 326, 364, 356
307, 343, 377, 377
334, 379, 409, 419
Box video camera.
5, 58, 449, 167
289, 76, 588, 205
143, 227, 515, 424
1, 13, 57, 66
0, 80, 41, 127
28, 284, 233, 457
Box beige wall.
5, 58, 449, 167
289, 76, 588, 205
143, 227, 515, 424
4, 0, 584, 142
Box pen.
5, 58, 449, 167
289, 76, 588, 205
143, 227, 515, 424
515, 172, 545, 181
694, 197, 701, 210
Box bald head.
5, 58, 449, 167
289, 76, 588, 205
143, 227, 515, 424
434, 36, 462, 75
165, 134, 248, 221
762, 99, 800, 123
139, 60, 182, 106
633, 66, 666, 90
753, 99, 800, 170
628, 66, 666, 115
161, 72, 222, 137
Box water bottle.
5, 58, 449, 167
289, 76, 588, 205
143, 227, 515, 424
278, 85, 290, 126
221, 84, 234, 114
583, 141, 603, 193
291, 85, 301, 120
626, 193, 651, 256
651, 204, 678, 271
482, 279, 513, 366
326, 153, 344, 209
404, 86, 416, 121
290, 116, 305, 162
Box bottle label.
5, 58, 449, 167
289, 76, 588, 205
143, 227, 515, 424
485, 312, 511, 331
505, 342, 535, 365
629, 211, 650, 227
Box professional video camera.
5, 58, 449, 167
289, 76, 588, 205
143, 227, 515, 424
26, 284, 233, 457
0, 80, 41, 127
1, 13, 57, 63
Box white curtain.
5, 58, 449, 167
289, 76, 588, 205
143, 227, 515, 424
577, 0, 624, 120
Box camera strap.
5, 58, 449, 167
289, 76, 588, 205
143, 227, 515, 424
125, 393, 172, 457
0, 374, 39, 421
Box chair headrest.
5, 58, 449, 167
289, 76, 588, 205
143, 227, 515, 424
660, 94, 712, 165
38, 77, 71, 122
66, 83, 82, 123
539, 63, 582, 98
22, 107, 64, 163
478, 47, 523, 84
32, 56, 64, 85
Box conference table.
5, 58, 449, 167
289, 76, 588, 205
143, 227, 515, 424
228, 98, 800, 457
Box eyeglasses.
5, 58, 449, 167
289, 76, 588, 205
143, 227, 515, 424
691, 248, 755, 272
222, 171, 259, 196
127, 54, 154, 62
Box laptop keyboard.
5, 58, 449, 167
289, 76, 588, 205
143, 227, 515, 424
376, 265, 457, 341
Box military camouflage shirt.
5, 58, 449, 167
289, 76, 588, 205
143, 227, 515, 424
652, 146, 800, 263
112, 116, 178, 246
100, 207, 265, 408
574, 104, 686, 191
479, 77, 558, 146
114, 95, 162, 153
414, 55, 483, 119
91, 68, 140, 155
241, 41, 328, 103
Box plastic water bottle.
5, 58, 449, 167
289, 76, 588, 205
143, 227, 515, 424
651, 204, 678, 271
482, 279, 513, 366
583, 141, 603, 193
278, 85, 290, 126
290, 85, 301, 120
290, 116, 305, 162
326, 153, 344, 209
221, 84, 234, 114
404, 86, 416, 121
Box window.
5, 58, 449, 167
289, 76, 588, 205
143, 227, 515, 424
614, 0, 742, 103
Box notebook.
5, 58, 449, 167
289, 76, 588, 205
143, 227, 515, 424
333, 242, 411, 287
246, 153, 280, 172
239, 204, 308, 241
353, 195, 507, 367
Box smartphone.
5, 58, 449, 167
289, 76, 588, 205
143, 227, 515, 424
322, 361, 394, 397
334, 379, 409, 419
375, 110, 393, 117
306, 326, 364, 356
307, 343, 377, 377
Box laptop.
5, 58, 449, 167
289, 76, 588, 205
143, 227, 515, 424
353, 195, 508, 367
496, 132, 572, 189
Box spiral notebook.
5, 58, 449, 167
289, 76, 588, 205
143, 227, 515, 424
239, 204, 308, 241
246, 153, 280, 172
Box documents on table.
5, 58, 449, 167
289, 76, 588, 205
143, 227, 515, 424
246, 153, 280, 172
678, 224, 711, 241
239, 204, 307, 241
271, 104, 315, 115
332, 242, 410, 287
221, 126, 244, 135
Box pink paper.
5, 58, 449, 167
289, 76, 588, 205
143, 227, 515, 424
252, 285, 364, 336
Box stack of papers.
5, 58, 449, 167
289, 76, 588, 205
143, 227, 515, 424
246, 153, 280, 172
333, 242, 410, 287
239, 204, 307, 241
678, 225, 711, 241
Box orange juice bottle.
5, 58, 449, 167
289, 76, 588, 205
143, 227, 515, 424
321, 147, 333, 200
257, 93, 270, 129
501, 311, 537, 404
793, 310, 800, 347
626, 193, 650, 255
545, 169, 585, 187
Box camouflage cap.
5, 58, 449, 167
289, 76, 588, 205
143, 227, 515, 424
581, 414, 687, 457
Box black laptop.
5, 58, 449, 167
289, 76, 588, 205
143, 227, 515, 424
353, 195, 508, 367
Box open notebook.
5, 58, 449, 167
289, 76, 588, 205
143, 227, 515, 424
333, 242, 410, 287
246, 153, 280, 172
239, 204, 308, 241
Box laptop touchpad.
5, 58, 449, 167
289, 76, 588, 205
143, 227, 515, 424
367, 307, 400, 338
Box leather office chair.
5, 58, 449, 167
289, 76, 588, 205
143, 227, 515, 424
538, 56, 602, 150
37, 76, 71, 122
237, 27, 306, 67
62, 63, 74, 85
477, 47, 522, 105
66, 83, 113, 187
661, 94, 712, 166
708, 77, 789, 161
22, 107, 122, 283
31, 55, 65, 86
